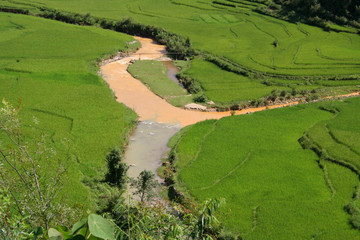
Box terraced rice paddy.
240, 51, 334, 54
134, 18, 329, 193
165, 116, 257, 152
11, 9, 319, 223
1, 0, 360, 237
170, 97, 360, 238
3, 0, 358, 105
4, 0, 360, 78
0, 12, 138, 209
182, 59, 290, 103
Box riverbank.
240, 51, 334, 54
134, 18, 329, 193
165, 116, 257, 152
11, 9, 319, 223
101, 38, 360, 126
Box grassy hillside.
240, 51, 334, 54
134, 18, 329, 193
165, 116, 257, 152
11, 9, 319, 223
169, 97, 360, 238
2, 0, 360, 78
0, 12, 139, 210
182, 59, 289, 104
1, 0, 358, 106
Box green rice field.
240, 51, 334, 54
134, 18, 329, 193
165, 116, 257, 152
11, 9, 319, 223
181, 59, 360, 104
0, 12, 138, 210
3, 0, 358, 105
170, 97, 360, 238
1, 0, 360, 237
183, 59, 290, 103
2, 0, 360, 78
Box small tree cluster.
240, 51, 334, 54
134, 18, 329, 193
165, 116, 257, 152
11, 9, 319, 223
130, 170, 159, 202
105, 147, 128, 189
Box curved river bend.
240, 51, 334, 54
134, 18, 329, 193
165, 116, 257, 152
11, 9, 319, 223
100, 36, 360, 179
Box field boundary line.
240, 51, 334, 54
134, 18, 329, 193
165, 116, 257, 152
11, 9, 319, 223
251, 205, 259, 232
326, 124, 360, 156
229, 27, 238, 38
248, 56, 276, 70
192, 151, 251, 190
185, 120, 219, 170
292, 46, 301, 65
318, 158, 336, 199
245, 19, 277, 42
296, 23, 310, 36
126, 4, 158, 18
242, 205, 259, 236
30, 108, 74, 132
316, 48, 360, 62
8, 15, 25, 29
257, 14, 292, 37
341, 32, 353, 45
170, 0, 221, 11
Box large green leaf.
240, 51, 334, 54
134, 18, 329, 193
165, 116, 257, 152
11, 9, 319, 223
55, 226, 73, 239
88, 214, 115, 240
71, 218, 88, 235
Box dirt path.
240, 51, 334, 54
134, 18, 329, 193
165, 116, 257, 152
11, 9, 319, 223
100, 36, 360, 127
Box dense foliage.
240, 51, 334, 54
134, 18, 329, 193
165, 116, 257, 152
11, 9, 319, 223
105, 148, 129, 189
269, 0, 360, 28
0, 100, 79, 229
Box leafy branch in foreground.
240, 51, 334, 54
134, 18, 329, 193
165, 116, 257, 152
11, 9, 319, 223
106, 195, 230, 240
0, 99, 74, 229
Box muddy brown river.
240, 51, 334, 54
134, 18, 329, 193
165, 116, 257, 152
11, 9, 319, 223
100, 36, 360, 179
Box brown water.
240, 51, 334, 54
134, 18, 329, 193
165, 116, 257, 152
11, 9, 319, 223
100, 36, 360, 181
103, 36, 339, 127
100, 36, 235, 126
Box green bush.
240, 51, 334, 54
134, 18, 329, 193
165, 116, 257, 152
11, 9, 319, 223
105, 147, 129, 189
194, 94, 208, 103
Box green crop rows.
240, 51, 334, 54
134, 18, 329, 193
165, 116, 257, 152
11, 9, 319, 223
3, 0, 358, 105
182, 59, 290, 103
5, 0, 359, 78
1, 0, 360, 236
170, 97, 360, 238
